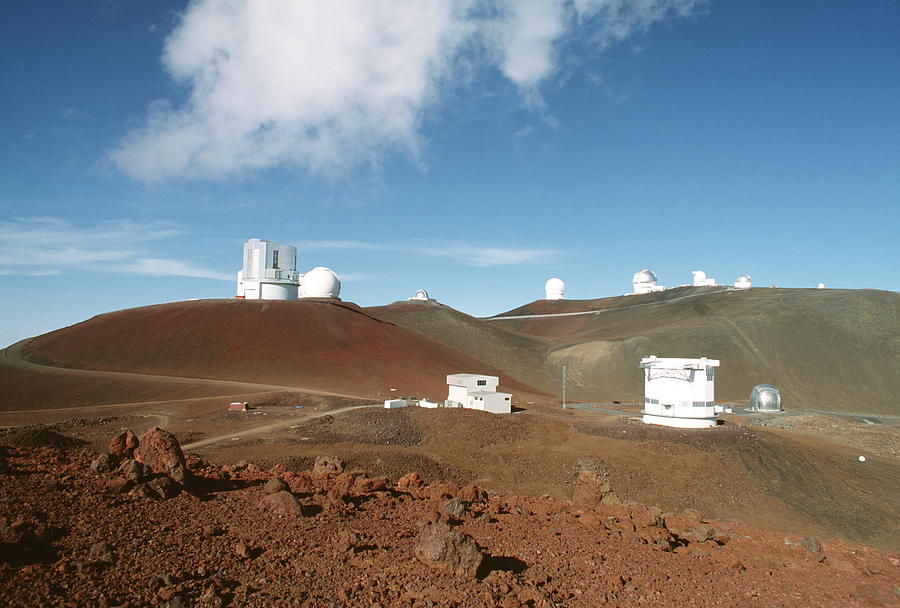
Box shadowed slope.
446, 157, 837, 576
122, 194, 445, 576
16, 299, 541, 405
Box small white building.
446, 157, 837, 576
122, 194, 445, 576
544, 278, 565, 300
300, 267, 341, 299
734, 274, 752, 289
632, 269, 667, 295
236, 238, 300, 300
384, 399, 407, 409
692, 270, 717, 287
446, 374, 512, 414
418, 399, 439, 408
640, 356, 728, 428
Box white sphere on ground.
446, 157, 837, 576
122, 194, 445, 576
300, 267, 341, 298
633, 269, 657, 285
544, 277, 565, 300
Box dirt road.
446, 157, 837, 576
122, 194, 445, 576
182, 404, 380, 449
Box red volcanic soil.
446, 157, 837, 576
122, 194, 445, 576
2, 441, 897, 607
19, 299, 541, 402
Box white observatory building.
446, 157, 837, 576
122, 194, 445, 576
408, 289, 433, 302
692, 270, 717, 287
734, 274, 752, 289
236, 238, 300, 300
299, 267, 341, 299
750, 384, 782, 412
632, 269, 666, 295
446, 374, 512, 414
639, 356, 728, 428
544, 278, 565, 300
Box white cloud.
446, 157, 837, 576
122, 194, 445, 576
111, 0, 701, 181
300, 239, 557, 267
0, 218, 230, 281
116, 258, 233, 282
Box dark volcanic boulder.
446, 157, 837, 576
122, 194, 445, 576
258, 491, 305, 516
414, 522, 483, 578
312, 456, 344, 477
135, 427, 188, 485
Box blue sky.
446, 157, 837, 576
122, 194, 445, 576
1, 1, 898, 348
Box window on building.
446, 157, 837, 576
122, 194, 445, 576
706, 367, 715, 381
477, 380, 486, 386
272, 250, 280, 269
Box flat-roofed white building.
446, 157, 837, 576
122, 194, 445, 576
236, 238, 299, 300
640, 356, 728, 428
446, 374, 512, 414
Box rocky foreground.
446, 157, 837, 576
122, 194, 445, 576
1, 429, 897, 607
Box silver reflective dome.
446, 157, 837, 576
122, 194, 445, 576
750, 384, 782, 411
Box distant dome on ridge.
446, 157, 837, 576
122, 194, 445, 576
544, 277, 565, 300
300, 267, 341, 299
633, 269, 657, 284
734, 274, 752, 289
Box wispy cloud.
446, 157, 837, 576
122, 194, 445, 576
110, 0, 702, 181
301, 239, 558, 268
0, 218, 230, 281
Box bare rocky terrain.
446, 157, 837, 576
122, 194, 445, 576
2, 429, 898, 608
1, 288, 898, 605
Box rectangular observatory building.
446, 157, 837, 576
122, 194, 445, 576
640, 356, 723, 428
236, 238, 300, 300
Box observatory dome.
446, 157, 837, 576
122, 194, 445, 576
413, 289, 429, 300
633, 269, 657, 285
750, 384, 782, 412
300, 267, 341, 299
734, 274, 752, 289
544, 277, 565, 300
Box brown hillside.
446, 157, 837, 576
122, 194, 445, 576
487, 288, 900, 414
366, 301, 561, 394
19, 299, 541, 403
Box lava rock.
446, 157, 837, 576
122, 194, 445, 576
443, 498, 469, 519
414, 522, 484, 578
264, 477, 289, 495
147, 475, 182, 500
258, 491, 304, 516
90, 453, 119, 474
119, 458, 149, 483
107, 430, 139, 459
312, 456, 344, 476
572, 470, 610, 509
89, 542, 116, 564
397, 472, 423, 491
135, 427, 188, 486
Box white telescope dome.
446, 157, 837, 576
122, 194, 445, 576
734, 274, 752, 289
414, 289, 429, 300
300, 267, 341, 299
544, 277, 565, 300
633, 269, 657, 285
750, 384, 782, 412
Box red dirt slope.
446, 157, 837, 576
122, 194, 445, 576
20, 299, 541, 403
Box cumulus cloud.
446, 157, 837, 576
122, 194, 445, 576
301, 239, 557, 268
0, 218, 230, 281
111, 0, 701, 181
